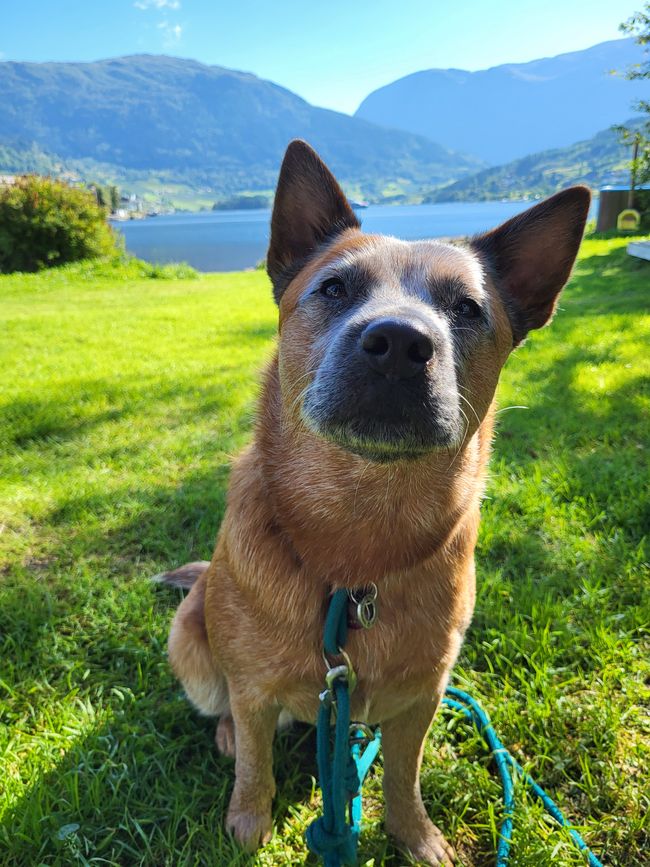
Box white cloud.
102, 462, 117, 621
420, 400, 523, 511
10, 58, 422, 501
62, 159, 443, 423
134, 1, 180, 10
134, 0, 183, 49
157, 21, 183, 45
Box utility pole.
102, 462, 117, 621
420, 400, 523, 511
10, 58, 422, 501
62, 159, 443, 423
628, 135, 640, 209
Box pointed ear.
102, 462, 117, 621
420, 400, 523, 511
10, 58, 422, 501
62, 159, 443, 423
267, 140, 360, 303
471, 186, 591, 346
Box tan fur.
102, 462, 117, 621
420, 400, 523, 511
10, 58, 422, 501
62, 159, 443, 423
168, 573, 229, 717
165, 141, 589, 864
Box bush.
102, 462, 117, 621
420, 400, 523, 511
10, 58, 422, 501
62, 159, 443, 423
44, 255, 199, 282
144, 261, 198, 279
0, 175, 119, 273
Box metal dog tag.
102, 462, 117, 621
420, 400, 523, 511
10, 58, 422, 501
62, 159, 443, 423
357, 596, 377, 629
353, 584, 378, 629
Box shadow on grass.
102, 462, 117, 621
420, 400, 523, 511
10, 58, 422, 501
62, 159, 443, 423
2, 368, 261, 451
46, 464, 232, 562
494, 343, 647, 530
0, 676, 338, 866
0, 685, 419, 865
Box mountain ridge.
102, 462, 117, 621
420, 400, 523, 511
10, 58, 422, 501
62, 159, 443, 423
424, 120, 642, 203
1, 42, 643, 208
355, 38, 646, 165
0, 54, 481, 203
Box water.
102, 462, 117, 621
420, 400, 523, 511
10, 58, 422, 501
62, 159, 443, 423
113, 201, 556, 272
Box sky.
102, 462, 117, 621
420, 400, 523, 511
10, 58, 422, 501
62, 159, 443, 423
1, 0, 641, 114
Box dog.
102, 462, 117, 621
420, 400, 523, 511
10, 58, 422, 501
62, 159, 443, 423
158, 140, 589, 865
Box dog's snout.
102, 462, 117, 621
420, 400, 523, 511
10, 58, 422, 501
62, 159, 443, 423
360, 318, 434, 379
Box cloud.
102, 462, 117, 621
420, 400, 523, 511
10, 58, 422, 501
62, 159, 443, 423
157, 21, 183, 45
133, 0, 183, 49
134, 1, 180, 10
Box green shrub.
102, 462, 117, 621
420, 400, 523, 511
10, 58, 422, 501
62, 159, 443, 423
0, 175, 118, 273
144, 261, 198, 279
27, 255, 200, 284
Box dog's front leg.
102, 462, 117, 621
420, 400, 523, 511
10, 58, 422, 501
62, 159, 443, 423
382, 694, 455, 866
225, 688, 280, 851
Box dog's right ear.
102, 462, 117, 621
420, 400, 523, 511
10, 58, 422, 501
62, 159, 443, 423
471, 186, 590, 346
267, 140, 360, 303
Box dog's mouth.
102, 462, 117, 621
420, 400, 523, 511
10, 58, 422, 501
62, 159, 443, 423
296, 322, 466, 463
300, 395, 464, 464
303, 421, 436, 462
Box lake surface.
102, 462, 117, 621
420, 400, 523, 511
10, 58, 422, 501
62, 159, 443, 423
114, 201, 565, 272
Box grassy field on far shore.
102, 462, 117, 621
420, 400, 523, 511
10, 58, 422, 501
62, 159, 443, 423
0, 238, 648, 866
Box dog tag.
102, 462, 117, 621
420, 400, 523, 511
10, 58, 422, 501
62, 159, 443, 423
353, 585, 378, 629
357, 596, 377, 629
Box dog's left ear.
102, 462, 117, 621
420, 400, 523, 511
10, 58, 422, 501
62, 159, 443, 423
472, 186, 591, 346
267, 139, 360, 303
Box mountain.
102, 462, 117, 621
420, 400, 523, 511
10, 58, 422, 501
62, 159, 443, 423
424, 120, 641, 203
0, 142, 66, 177
355, 39, 646, 165
0, 55, 481, 203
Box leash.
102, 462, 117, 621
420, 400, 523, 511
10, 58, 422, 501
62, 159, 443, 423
442, 687, 604, 867
305, 588, 604, 867
305, 588, 382, 865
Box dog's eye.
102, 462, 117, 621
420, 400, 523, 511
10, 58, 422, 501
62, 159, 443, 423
319, 278, 346, 300
454, 297, 482, 319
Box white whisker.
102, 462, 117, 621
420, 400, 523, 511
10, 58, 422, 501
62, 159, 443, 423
495, 405, 529, 414
458, 392, 481, 428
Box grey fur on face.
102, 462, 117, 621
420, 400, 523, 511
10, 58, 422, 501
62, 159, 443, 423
296, 237, 492, 462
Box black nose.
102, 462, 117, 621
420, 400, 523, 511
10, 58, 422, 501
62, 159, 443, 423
360, 318, 434, 380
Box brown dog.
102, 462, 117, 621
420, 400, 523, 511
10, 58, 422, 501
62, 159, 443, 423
160, 140, 589, 865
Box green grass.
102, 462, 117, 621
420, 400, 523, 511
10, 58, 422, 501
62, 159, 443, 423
1, 238, 648, 866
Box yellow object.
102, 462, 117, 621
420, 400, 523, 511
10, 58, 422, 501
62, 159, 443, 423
617, 209, 641, 231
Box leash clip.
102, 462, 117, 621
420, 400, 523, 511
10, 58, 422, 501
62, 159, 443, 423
322, 648, 358, 696
326, 664, 350, 690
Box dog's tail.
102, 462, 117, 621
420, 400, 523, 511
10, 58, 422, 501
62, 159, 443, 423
151, 560, 210, 589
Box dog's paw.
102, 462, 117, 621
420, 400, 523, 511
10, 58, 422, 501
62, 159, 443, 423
215, 714, 236, 759
226, 806, 273, 851
388, 821, 455, 866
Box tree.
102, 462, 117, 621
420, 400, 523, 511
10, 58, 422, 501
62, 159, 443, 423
94, 184, 107, 210
109, 185, 120, 213
0, 175, 118, 273
617, 3, 650, 185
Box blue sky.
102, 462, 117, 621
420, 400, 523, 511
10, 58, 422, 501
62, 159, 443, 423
1, 0, 640, 114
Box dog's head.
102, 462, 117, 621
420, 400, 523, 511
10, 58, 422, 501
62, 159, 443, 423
267, 140, 590, 463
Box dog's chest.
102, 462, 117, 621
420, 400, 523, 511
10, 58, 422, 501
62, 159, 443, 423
208, 503, 474, 724
273, 597, 465, 725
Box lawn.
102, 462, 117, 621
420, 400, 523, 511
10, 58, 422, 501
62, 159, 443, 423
0, 238, 648, 867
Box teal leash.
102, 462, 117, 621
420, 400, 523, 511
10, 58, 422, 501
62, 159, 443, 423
305, 588, 604, 867
442, 688, 604, 867
305, 588, 382, 865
